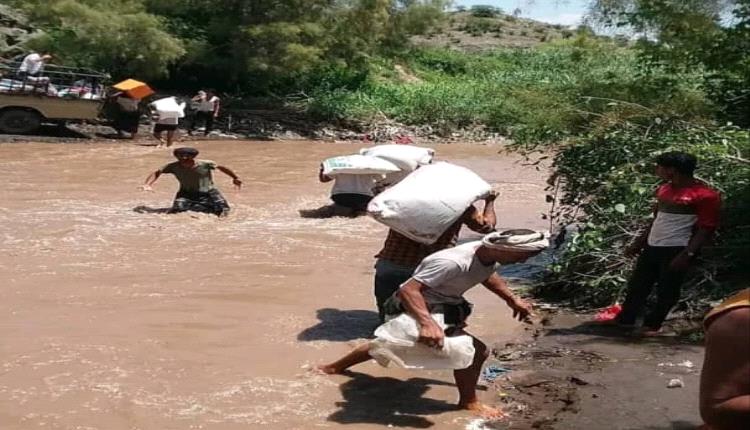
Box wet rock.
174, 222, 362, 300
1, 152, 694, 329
667, 378, 684, 388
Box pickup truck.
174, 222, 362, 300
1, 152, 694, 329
0, 61, 108, 134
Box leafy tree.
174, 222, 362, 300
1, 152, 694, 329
470, 5, 502, 17
589, 0, 750, 124
8, 0, 184, 79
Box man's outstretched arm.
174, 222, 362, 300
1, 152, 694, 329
217, 165, 242, 189
482, 273, 533, 322
140, 170, 162, 191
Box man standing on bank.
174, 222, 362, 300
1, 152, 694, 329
616, 151, 721, 336
373, 192, 497, 322
140, 147, 241, 217
318, 230, 547, 417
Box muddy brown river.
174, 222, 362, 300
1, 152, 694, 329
0, 140, 549, 430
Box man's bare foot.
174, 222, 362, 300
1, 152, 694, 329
315, 364, 341, 375
459, 401, 505, 419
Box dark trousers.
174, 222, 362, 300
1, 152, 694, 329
189, 111, 214, 135
618, 245, 688, 329
374, 259, 414, 322
170, 189, 229, 216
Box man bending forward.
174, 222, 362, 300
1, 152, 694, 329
318, 230, 548, 417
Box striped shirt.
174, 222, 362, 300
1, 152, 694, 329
647, 181, 720, 247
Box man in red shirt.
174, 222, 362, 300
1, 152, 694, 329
617, 151, 721, 335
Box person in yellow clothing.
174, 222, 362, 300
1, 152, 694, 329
699, 289, 750, 430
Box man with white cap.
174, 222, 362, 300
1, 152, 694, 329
318, 229, 548, 418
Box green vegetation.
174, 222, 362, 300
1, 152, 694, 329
307, 36, 712, 140
469, 5, 502, 18
6, 0, 450, 90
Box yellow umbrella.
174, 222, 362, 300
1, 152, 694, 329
113, 78, 154, 100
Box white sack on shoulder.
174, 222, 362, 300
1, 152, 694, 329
367, 162, 492, 244
369, 313, 475, 370
151, 96, 185, 119
360, 144, 435, 171
322, 154, 401, 176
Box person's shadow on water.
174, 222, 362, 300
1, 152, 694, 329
133, 205, 171, 214
298, 205, 366, 219
298, 308, 380, 342
327, 371, 457, 428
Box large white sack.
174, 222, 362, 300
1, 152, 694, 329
360, 144, 435, 171
322, 154, 401, 176
150, 96, 185, 119
369, 313, 475, 370
367, 162, 492, 244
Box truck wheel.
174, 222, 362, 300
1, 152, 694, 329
0, 108, 42, 134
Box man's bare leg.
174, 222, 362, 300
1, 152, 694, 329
317, 343, 372, 374
455, 334, 504, 418
154, 131, 165, 147
166, 130, 176, 147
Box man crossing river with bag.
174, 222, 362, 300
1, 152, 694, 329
318, 229, 548, 418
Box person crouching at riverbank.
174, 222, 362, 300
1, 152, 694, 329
318, 230, 548, 418
140, 147, 242, 217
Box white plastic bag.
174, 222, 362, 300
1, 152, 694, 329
360, 144, 435, 171
150, 96, 185, 119
369, 313, 475, 370
367, 162, 492, 244
322, 154, 401, 176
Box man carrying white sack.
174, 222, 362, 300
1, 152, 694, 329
317, 164, 382, 216
318, 229, 548, 418
373, 192, 497, 322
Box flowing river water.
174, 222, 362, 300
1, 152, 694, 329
0, 140, 550, 430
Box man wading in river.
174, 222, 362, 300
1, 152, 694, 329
140, 147, 242, 217
616, 151, 721, 336
318, 230, 547, 418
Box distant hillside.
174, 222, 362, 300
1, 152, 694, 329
412, 11, 582, 51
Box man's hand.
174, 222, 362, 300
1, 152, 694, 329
139, 184, 153, 192
417, 319, 445, 349
669, 251, 692, 272
484, 190, 498, 202
507, 297, 533, 322
232, 178, 242, 190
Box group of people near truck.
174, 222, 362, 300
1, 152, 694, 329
138, 137, 746, 427
112, 88, 221, 146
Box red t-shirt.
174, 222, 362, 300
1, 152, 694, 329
647, 180, 720, 247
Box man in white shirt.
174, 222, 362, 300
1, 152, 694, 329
188, 89, 220, 136
18, 51, 52, 79
318, 230, 548, 418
